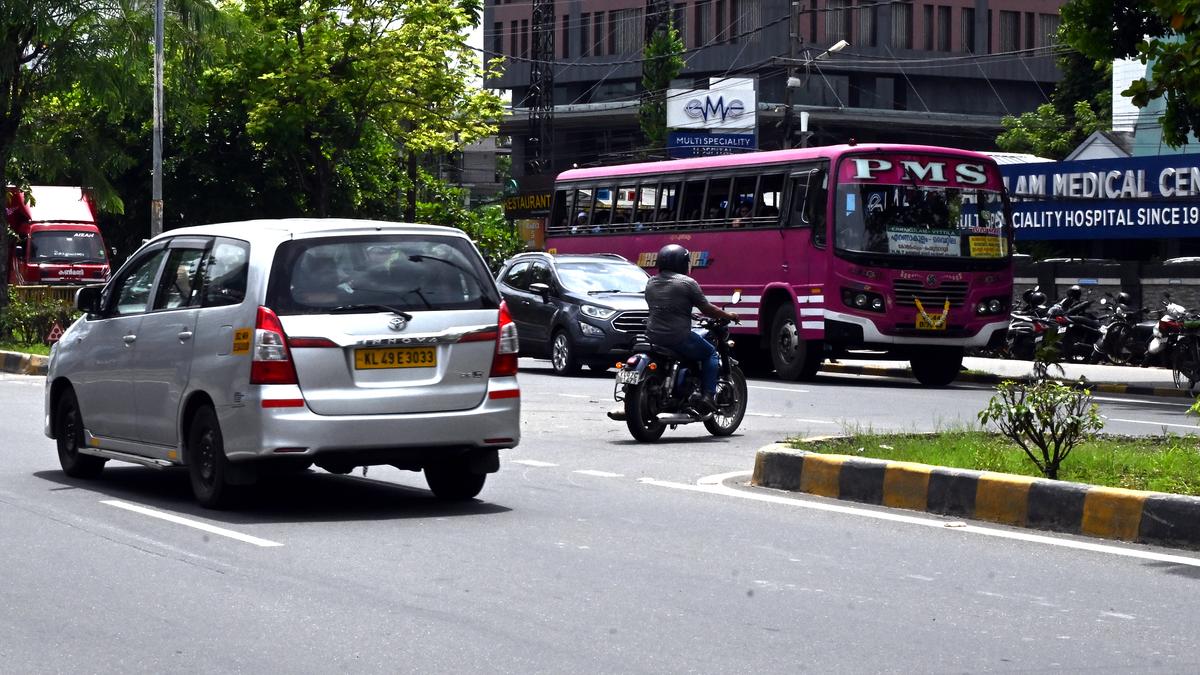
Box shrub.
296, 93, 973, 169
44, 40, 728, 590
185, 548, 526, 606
0, 288, 79, 345
978, 379, 1104, 480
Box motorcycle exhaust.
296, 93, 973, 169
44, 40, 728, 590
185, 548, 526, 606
655, 413, 697, 424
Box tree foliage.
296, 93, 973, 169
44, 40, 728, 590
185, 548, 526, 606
1059, 0, 1200, 147
638, 20, 685, 157
997, 100, 1104, 159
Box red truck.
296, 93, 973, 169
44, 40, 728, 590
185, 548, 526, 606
5, 185, 112, 285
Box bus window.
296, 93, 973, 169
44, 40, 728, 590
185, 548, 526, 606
731, 175, 759, 228
552, 188, 572, 231
593, 184, 616, 231
615, 184, 637, 228
705, 177, 732, 223
569, 187, 595, 232
788, 164, 829, 243
655, 181, 680, 224
757, 174, 784, 221
634, 183, 657, 230
679, 178, 707, 225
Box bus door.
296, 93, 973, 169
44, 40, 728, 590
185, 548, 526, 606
784, 162, 829, 280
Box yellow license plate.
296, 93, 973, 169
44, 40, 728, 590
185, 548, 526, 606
915, 314, 948, 330
354, 346, 437, 369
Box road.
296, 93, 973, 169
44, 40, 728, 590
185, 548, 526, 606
1, 364, 1198, 673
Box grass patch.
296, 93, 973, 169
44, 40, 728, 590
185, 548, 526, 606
0, 342, 51, 356
789, 431, 1200, 496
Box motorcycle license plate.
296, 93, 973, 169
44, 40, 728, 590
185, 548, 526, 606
1057, 326, 1067, 334
616, 369, 641, 385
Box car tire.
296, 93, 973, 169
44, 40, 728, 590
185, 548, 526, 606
550, 330, 581, 375
55, 389, 106, 479
769, 303, 821, 381
187, 405, 238, 509
424, 463, 486, 501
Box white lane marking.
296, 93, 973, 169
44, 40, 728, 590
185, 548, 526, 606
749, 385, 810, 393
573, 469, 624, 478
906, 574, 935, 582
560, 394, 592, 399
1101, 611, 1135, 620
645, 472, 1200, 568
747, 412, 783, 418
1094, 395, 1188, 407
511, 459, 558, 467
1108, 418, 1198, 430
793, 418, 837, 425
101, 500, 283, 548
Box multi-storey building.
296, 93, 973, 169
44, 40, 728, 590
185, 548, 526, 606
484, 0, 1067, 179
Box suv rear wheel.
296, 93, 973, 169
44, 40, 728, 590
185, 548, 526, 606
188, 406, 237, 508
550, 330, 581, 375
425, 463, 486, 500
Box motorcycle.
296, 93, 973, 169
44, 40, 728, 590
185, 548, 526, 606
1005, 287, 1050, 360
1046, 296, 1102, 362
1091, 293, 1154, 366
609, 297, 748, 442
1147, 294, 1190, 373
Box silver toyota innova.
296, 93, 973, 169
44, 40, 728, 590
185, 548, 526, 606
45, 219, 520, 507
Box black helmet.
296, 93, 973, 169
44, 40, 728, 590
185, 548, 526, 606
1067, 285, 1082, 300
657, 244, 691, 274
1029, 291, 1047, 307
1117, 291, 1132, 305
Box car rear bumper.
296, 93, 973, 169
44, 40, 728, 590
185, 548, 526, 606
219, 378, 521, 465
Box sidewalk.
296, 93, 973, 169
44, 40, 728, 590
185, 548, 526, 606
823, 356, 1193, 399
0, 351, 48, 376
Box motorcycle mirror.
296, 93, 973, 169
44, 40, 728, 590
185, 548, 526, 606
731, 290, 742, 305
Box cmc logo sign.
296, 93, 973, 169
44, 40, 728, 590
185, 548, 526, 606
683, 96, 745, 123
668, 88, 757, 131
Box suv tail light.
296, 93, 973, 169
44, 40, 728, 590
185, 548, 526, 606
490, 301, 519, 377
250, 306, 298, 384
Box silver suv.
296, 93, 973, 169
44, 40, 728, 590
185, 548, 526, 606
45, 219, 520, 507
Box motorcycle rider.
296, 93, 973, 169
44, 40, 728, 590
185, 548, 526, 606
645, 244, 740, 413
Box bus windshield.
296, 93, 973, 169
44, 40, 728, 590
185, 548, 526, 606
834, 183, 1007, 260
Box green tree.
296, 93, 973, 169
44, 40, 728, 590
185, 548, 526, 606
997, 99, 1104, 159
1059, 0, 1199, 147
638, 20, 685, 158
235, 0, 504, 219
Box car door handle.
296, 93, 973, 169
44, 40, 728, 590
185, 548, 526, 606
178, 330, 193, 341
123, 334, 137, 344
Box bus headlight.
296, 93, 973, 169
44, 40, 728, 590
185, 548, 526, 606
841, 288, 886, 314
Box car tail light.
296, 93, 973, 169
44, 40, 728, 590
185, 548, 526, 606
490, 301, 519, 377
250, 306, 298, 385
1054, 316, 1069, 326
1033, 322, 1045, 334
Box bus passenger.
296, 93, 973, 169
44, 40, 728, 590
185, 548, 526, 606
644, 244, 740, 416
731, 202, 753, 228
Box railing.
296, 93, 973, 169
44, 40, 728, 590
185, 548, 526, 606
11, 285, 79, 305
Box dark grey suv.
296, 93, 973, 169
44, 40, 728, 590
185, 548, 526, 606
496, 253, 649, 375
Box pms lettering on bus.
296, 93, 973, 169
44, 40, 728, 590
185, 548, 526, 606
850, 158, 989, 186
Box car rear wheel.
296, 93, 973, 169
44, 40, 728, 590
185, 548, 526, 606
187, 406, 237, 509
425, 463, 486, 501
550, 330, 581, 375
55, 389, 106, 479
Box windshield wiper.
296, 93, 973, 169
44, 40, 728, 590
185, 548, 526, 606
587, 289, 632, 295
326, 304, 413, 320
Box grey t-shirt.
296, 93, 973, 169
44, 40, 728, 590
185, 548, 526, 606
645, 271, 706, 344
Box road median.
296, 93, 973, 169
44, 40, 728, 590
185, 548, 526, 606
752, 441, 1200, 550
1, 350, 48, 376
820, 361, 1192, 399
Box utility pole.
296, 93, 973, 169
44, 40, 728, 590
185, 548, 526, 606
781, 2, 799, 149
526, 0, 555, 175
151, 0, 164, 237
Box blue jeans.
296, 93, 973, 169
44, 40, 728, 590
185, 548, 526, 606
663, 331, 719, 396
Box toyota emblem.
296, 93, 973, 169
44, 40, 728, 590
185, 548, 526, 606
925, 274, 938, 288
388, 316, 408, 332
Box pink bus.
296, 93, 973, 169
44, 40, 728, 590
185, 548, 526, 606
547, 143, 1013, 386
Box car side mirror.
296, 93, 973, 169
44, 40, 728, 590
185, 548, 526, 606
75, 285, 103, 315
528, 282, 551, 299
13, 245, 23, 260
731, 290, 742, 305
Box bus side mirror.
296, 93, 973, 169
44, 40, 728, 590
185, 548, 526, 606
75, 285, 102, 315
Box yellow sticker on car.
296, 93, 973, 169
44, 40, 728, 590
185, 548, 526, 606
232, 328, 252, 355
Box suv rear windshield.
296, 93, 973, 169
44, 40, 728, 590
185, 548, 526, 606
266, 235, 501, 314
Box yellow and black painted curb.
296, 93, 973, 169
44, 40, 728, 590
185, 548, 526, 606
0, 351, 48, 376
820, 362, 1191, 399
752, 442, 1200, 550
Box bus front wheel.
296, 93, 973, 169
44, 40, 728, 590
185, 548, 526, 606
769, 304, 822, 381
910, 347, 964, 387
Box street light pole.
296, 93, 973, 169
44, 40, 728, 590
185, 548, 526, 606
780, 38, 848, 150
151, 0, 164, 237
781, 2, 799, 149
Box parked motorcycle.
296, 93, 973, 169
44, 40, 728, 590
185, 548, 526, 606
1046, 286, 1102, 362
610, 297, 748, 442
1005, 287, 1050, 360
1091, 292, 1154, 365
1147, 294, 1190, 372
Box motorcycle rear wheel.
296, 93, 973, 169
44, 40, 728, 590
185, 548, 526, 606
624, 374, 667, 442
704, 366, 748, 437
1172, 339, 1200, 390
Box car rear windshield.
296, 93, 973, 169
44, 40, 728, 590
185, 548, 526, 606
266, 235, 501, 314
